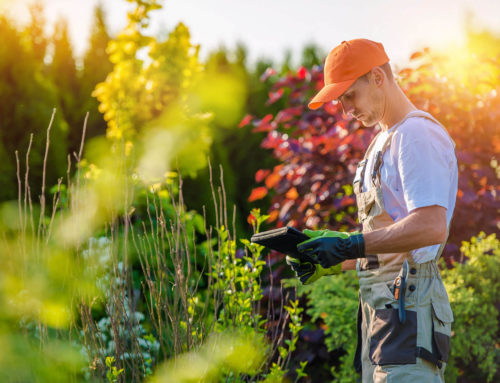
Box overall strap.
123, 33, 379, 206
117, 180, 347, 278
362, 130, 384, 162
353, 130, 384, 195
354, 110, 456, 195
370, 110, 456, 188
370, 129, 397, 188
403, 110, 456, 149
357, 112, 414, 191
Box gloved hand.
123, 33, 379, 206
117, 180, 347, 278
285, 229, 344, 285
286, 255, 342, 285
297, 230, 365, 269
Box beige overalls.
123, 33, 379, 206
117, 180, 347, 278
353, 111, 455, 383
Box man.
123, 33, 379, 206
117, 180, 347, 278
287, 39, 458, 382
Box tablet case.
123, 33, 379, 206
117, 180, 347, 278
250, 226, 314, 262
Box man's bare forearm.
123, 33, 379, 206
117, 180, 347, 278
363, 205, 447, 254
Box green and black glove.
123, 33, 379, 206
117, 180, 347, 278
285, 229, 345, 285
297, 229, 365, 270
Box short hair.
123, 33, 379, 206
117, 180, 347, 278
359, 62, 394, 82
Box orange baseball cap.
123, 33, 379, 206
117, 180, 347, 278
308, 39, 389, 110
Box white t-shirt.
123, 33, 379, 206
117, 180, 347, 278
359, 112, 458, 263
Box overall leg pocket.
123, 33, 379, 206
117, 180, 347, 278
369, 308, 417, 365
431, 300, 453, 363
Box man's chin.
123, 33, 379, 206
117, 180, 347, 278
359, 118, 377, 128
358, 119, 370, 127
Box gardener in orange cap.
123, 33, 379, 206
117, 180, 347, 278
287, 39, 458, 382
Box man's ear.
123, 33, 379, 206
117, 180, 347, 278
371, 66, 385, 87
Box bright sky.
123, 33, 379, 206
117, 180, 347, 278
2, 0, 500, 68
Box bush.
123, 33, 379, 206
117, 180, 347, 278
442, 232, 500, 382
289, 272, 358, 383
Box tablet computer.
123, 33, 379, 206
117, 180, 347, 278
250, 226, 313, 262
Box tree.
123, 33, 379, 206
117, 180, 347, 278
181, 44, 288, 238
49, 17, 81, 152
93, 0, 240, 181
300, 43, 324, 68
0, 15, 68, 201
25, 0, 47, 65
81, 3, 113, 142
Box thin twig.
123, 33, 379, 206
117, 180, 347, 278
38, 108, 56, 246
23, 133, 33, 235
78, 112, 89, 163
219, 164, 229, 241
15, 150, 28, 274
15, 151, 23, 229
46, 178, 62, 243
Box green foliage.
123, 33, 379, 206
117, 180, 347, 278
442, 232, 500, 382
0, 333, 84, 382
205, 208, 306, 382
89, 298, 160, 379
181, 45, 279, 239
93, 0, 203, 147
260, 301, 307, 382
50, 17, 80, 129
105, 356, 124, 383
92, 0, 252, 181
25, 1, 47, 64
300, 43, 325, 68
207, 208, 268, 338
79, 4, 113, 147
0, 15, 68, 201
152, 331, 267, 382
213, 225, 266, 329
278, 300, 304, 362
291, 272, 359, 383
260, 363, 286, 383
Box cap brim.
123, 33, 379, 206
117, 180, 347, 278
308, 78, 356, 110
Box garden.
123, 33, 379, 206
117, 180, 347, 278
0, 1, 499, 382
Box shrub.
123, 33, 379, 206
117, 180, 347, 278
442, 232, 500, 382
287, 272, 359, 383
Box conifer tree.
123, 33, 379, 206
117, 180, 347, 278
81, 3, 113, 141
50, 17, 80, 151
26, 1, 47, 65
0, 15, 67, 201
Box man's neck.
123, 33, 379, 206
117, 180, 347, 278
378, 84, 417, 131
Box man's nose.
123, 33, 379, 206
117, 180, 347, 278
340, 100, 354, 116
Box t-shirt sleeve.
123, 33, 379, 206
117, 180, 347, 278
396, 120, 455, 213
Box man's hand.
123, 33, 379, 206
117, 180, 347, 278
297, 230, 366, 269
286, 256, 342, 285
285, 229, 346, 284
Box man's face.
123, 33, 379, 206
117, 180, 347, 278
337, 72, 384, 127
